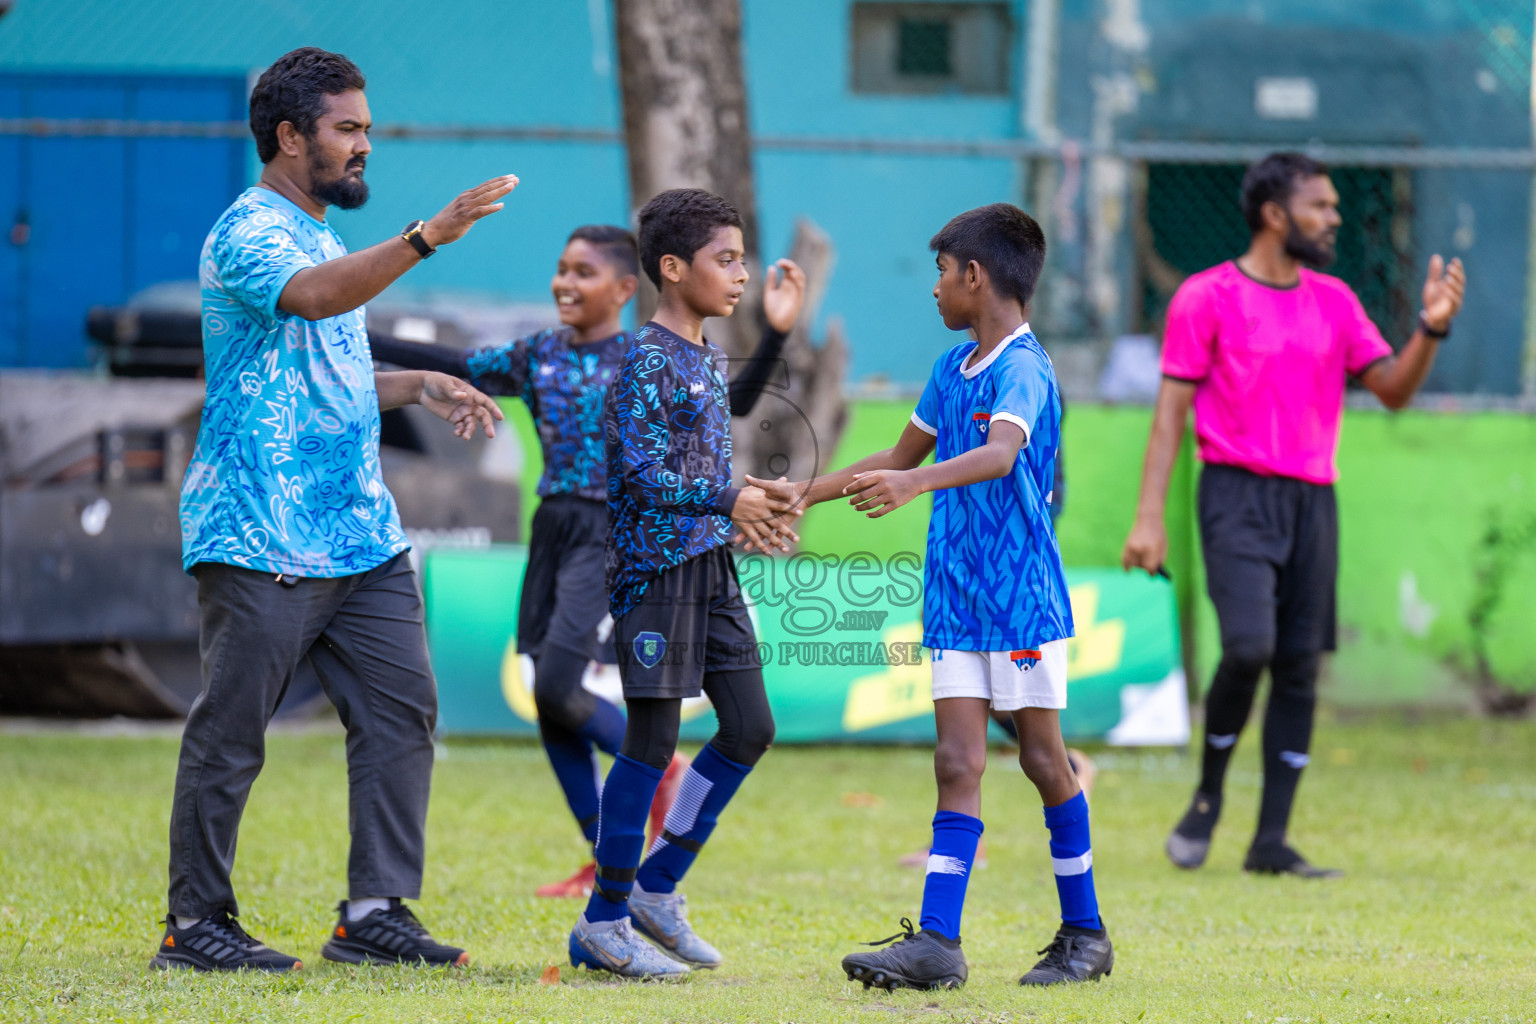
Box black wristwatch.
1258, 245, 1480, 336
1418, 310, 1450, 340
401, 219, 436, 259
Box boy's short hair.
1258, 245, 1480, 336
636, 189, 744, 287
929, 204, 1047, 308
567, 224, 639, 278
1240, 151, 1329, 234
249, 47, 366, 164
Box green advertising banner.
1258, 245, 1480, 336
423, 546, 1188, 745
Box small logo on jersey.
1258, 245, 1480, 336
634, 631, 667, 668
1009, 648, 1042, 671
690, 381, 706, 395
972, 411, 991, 435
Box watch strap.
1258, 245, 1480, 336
402, 220, 435, 259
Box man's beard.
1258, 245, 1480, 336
308, 151, 370, 210
1283, 218, 1335, 269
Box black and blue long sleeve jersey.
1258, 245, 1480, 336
603, 321, 743, 619
371, 325, 788, 506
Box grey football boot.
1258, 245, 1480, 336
628, 886, 722, 969
568, 913, 691, 981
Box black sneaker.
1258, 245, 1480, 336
1243, 841, 1342, 879
841, 917, 967, 991
1019, 924, 1113, 986
320, 900, 469, 966
1165, 791, 1222, 869
149, 911, 301, 972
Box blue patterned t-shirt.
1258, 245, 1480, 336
910, 323, 1074, 650
180, 187, 407, 577
604, 322, 740, 618
464, 328, 627, 502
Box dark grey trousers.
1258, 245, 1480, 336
167, 552, 437, 918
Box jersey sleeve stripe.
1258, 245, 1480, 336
910, 411, 938, 436
990, 411, 1032, 443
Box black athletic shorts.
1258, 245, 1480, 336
612, 544, 762, 699
1198, 463, 1338, 656
518, 495, 615, 661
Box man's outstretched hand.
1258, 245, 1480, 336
763, 259, 808, 334
1421, 254, 1466, 333
418, 372, 504, 439
421, 175, 519, 249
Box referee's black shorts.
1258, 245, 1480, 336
1198, 463, 1338, 656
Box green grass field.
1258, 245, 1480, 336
2, 717, 1534, 1023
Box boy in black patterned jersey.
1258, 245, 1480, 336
567, 190, 800, 980
372, 224, 804, 898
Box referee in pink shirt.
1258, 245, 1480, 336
1122, 152, 1466, 877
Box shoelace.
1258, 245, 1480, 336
378, 902, 431, 938
610, 917, 642, 945
197, 911, 261, 951
860, 917, 918, 948
1033, 934, 1076, 970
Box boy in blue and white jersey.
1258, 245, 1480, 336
757, 204, 1112, 989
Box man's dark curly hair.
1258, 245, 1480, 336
249, 47, 366, 164
636, 189, 743, 287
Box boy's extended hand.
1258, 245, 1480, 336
745, 474, 811, 514
419, 372, 505, 439
763, 259, 808, 333
845, 469, 924, 518
730, 485, 802, 554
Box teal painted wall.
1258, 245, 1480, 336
2, 1, 1530, 389
0, 0, 1032, 384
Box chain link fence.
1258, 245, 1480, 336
1133, 162, 1419, 341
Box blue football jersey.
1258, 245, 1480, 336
910, 323, 1074, 651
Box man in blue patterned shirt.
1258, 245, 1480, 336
566, 189, 800, 979
155, 48, 509, 974
762, 204, 1113, 990
371, 226, 804, 899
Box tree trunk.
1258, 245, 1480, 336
613, 0, 848, 491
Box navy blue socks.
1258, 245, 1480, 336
635, 742, 751, 894
584, 754, 663, 922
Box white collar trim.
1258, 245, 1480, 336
959, 322, 1030, 379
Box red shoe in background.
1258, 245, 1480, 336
646, 751, 692, 848
535, 860, 596, 898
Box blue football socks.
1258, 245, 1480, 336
635, 742, 751, 894
584, 754, 663, 923
540, 725, 604, 843
918, 810, 985, 941
1043, 790, 1101, 931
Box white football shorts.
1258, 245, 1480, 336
928, 638, 1069, 710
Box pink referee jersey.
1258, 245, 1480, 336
1160, 261, 1393, 485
